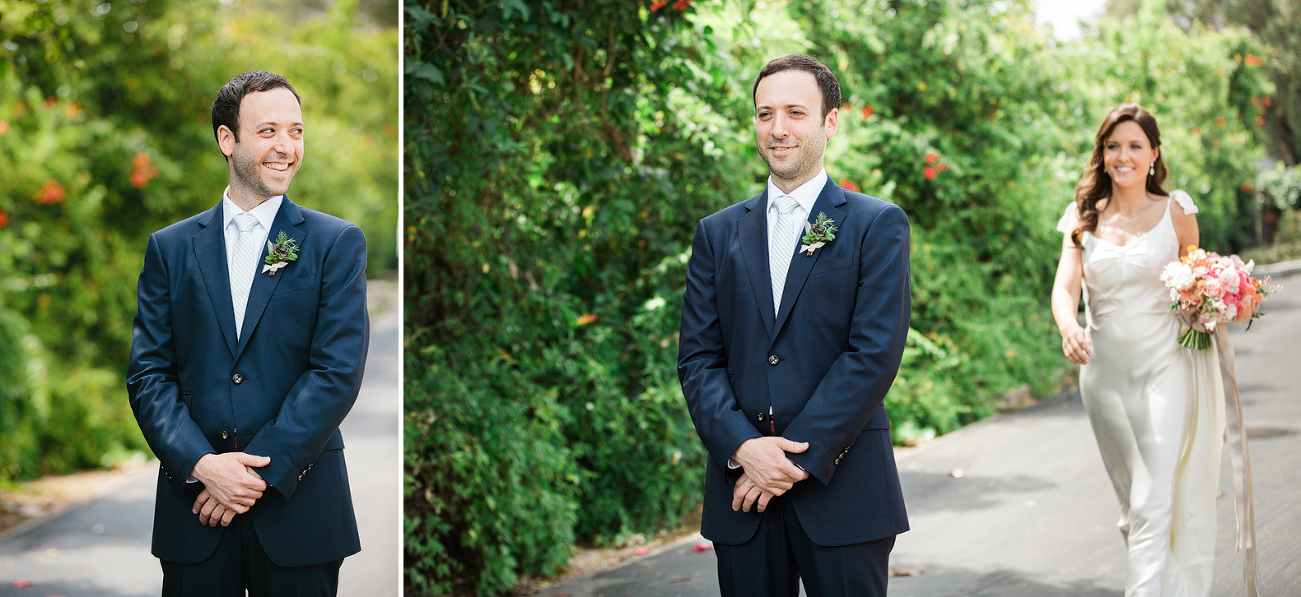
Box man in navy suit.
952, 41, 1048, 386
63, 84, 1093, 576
127, 71, 368, 596
678, 54, 911, 597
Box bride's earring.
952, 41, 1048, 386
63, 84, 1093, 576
1149, 162, 1155, 176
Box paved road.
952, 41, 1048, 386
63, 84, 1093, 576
534, 269, 1301, 597
0, 285, 400, 597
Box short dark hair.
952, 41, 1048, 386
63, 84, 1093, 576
211, 70, 301, 144
752, 54, 841, 119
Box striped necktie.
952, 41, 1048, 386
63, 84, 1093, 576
230, 212, 260, 339
770, 194, 801, 318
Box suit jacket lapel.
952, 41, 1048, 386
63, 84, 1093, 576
193, 203, 240, 356
774, 177, 846, 336
737, 192, 776, 339
234, 197, 307, 359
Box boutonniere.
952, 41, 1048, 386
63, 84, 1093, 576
262, 231, 299, 276
799, 212, 838, 256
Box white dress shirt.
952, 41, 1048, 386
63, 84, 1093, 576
221, 189, 283, 276
766, 169, 828, 255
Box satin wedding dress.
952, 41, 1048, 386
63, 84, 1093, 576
1058, 192, 1225, 597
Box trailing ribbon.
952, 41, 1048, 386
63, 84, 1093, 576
1214, 326, 1262, 597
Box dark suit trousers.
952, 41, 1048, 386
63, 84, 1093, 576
160, 515, 342, 597
714, 494, 894, 597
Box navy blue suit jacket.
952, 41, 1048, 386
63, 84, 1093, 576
127, 197, 368, 566
678, 176, 910, 546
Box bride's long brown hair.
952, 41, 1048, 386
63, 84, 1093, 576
1071, 103, 1168, 247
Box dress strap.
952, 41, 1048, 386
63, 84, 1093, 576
1170, 190, 1198, 215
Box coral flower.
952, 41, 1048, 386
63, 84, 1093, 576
923, 166, 938, 181
37, 180, 66, 204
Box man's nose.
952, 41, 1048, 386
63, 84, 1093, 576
272, 130, 294, 153
771, 113, 789, 137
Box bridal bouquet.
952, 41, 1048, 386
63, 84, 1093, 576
1159, 247, 1274, 349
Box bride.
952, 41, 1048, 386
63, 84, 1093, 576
1051, 103, 1233, 596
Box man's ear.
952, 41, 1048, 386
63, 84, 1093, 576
824, 106, 839, 139
217, 125, 236, 158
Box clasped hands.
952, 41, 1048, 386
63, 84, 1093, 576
730, 436, 810, 514
189, 452, 271, 527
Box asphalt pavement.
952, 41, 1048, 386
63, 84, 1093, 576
533, 268, 1301, 597
0, 282, 401, 597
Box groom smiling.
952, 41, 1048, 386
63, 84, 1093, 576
678, 54, 911, 597
127, 70, 369, 596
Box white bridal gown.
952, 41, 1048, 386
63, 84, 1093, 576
1058, 192, 1225, 597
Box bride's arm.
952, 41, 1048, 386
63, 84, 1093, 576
1052, 232, 1091, 365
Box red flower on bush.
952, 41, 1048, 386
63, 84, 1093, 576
861, 105, 874, 119
673, 0, 691, 10
923, 166, 938, 181
839, 178, 860, 192
924, 152, 938, 164
1215, 116, 1227, 127
937, 162, 949, 172
36, 180, 66, 204
12, 102, 26, 117
1255, 116, 1266, 126
130, 153, 160, 188
0, 209, 9, 229
0, 120, 8, 135
1264, 97, 1273, 107
1241, 182, 1254, 193
651, 0, 668, 10
1244, 54, 1263, 67
576, 313, 598, 326
1192, 127, 1202, 136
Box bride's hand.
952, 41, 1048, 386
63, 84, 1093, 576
1178, 304, 1208, 333
1060, 326, 1092, 365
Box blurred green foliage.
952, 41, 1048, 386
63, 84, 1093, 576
404, 0, 1269, 594
0, 0, 397, 485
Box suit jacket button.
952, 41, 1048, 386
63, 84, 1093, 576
768, 355, 779, 365
231, 374, 244, 384
220, 431, 230, 440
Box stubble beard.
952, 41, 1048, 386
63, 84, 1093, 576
759, 133, 826, 188
232, 146, 294, 199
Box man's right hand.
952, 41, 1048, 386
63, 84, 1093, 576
189, 452, 270, 513
731, 436, 810, 495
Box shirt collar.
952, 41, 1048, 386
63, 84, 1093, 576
767, 169, 828, 214
221, 188, 283, 231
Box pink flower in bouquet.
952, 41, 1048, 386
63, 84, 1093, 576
1160, 246, 1276, 349
1199, 276, 1224, 299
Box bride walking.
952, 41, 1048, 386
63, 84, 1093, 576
1051, 103, 1241, 596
